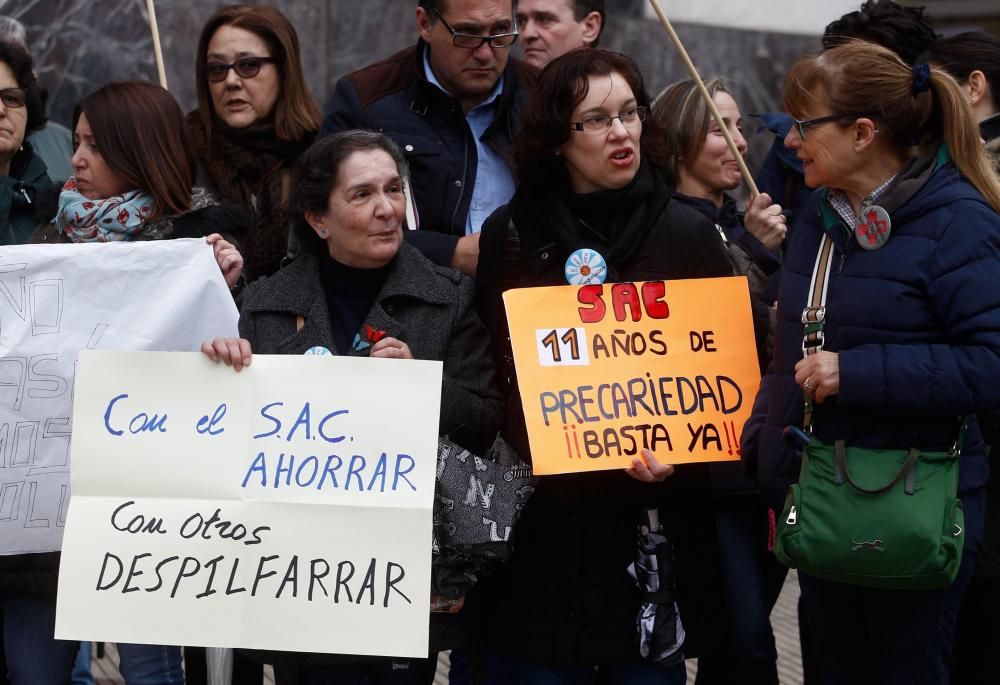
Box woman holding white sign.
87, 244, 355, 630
473, 48, 732, 684
27, 80, 248, 685
202, 129, 501, 684
32, 80, 248, 285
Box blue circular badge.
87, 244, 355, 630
565, 248, 608, 285
304, 346, 333, 356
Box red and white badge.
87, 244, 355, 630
855, 205, 892, 250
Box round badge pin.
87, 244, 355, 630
565, 248, 608, 285
304, 346, 333, 356
855, 205, 892, 251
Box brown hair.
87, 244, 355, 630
928, 32, 1000, 112
652, 78, 731, 188
0, 40, 47, 135
194, 5, 321, 143
73, 81, 195, 218
515, 48, 669, 192
291, 130, 409, 256
783, 40, 1000, 212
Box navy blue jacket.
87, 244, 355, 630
319, 41, 536, 266
743, 156, 1000, 507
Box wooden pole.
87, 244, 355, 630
646, 0, 759, 196
146, 0, 168, 90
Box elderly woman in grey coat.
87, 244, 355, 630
202, 130, 501, 683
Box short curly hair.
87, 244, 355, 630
0, 39, 47, 135
822, 0, 937, 66
515, 48, 668, 193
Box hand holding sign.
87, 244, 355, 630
202, 337, 253, 371
56, 351, 442, 657
503, 277, 760, 475
626, 448, 675, 483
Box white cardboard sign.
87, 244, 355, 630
56, 351, 441, 658
0, 240, 238, 554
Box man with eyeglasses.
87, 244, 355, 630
319, 0, 537, 276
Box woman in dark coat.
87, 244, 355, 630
743, 41, 1000, 684
928, 30, 1000, 684
473, 48, 732, 684
27, 80, 244, 685
32, 81, 249, 256
0, 39, 56, 246
0, 43, 64, 684
203, 130, 501, 684
652, 77, 787, 685
188, 4, 322, 281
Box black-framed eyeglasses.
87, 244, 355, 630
570, 106, 648, 133
0, 88, 27, 109
204, 56, 276, 83
432, 8, 518, 49
791, 113, 866, 140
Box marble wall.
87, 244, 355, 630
6, 0, 819, 169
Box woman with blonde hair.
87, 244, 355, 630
744, 40, 1000, 684
653, 78, 787, 685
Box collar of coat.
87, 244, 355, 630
406, 40, 535, 142
817, 143, 951, 244
244, 239, 456, 317
242, 240, 458, 356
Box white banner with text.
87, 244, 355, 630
56, 351, 441, 658
0, 240, 238, 554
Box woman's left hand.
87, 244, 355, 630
207, 234, 243, 290
370, 336, 414, 360
626, 448, 675, 483
795, 351, 840, 403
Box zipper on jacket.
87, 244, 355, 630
786, 505, 798, 525
451, 117, 470, 233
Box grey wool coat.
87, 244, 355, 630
239, 241, 502, 455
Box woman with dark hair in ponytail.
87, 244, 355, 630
743, 40, 1000, 684
929, 32, 1000, 174
928, 30, 1000, 685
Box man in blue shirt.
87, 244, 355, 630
320, 0, 538, 275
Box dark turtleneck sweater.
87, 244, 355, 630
318, 254, 392, 355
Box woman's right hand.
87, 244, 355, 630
744, 192, 787, 251
206, 233, 244, 290
625, 448, 675, 483
201, 337, 253, 371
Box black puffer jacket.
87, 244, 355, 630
473, 163, 732, 666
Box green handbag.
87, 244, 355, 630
774, 437, 965, 590
774, 232, 964, 590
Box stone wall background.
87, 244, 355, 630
6, 0, 821, 170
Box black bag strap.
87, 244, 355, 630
834, 441, 920, 495
500, 217, 523, 392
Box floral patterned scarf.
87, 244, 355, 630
55, 177, 155, 242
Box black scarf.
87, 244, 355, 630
187, 112, 315, 279
509, 160, 668, 282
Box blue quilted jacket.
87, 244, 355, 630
743, 152, 1000, 507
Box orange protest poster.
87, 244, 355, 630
503, 277, 760, 476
